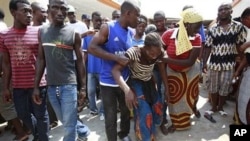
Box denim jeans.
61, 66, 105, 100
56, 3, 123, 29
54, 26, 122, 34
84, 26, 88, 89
77, 120, 90, 138
87, 73, 104, 114
47, 84, 77, 141
13, 87, 49, 141
100, 86, 130, 141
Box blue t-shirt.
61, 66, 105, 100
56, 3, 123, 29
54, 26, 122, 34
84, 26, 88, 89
199, 24, 206, 43
100, 21, 133, 87
82, 35, 102, 73
132, 34, 145, 47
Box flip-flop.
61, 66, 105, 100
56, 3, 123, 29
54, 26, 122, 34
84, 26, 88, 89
219, 111, 228, 117
168, 125, 176, 133
194, 110, 201, 118
204, 113, 216, 123
160, 124, 168, 135
205, 110, 214, 115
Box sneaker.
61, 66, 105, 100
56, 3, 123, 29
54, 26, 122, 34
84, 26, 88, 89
121, 136, 131, 141
99, 113, 104, 121
87, 111, 98, 118
90, 111, 98, 115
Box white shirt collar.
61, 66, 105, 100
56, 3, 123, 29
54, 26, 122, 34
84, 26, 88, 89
170, 28, 195, 40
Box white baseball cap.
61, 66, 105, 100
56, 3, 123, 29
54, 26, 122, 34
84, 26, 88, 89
68, 5, 76, 12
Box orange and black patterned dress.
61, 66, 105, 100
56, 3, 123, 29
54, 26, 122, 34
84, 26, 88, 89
162, 29, 201, 130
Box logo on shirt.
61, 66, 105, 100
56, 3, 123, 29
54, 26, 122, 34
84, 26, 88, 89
13, 36, 33, 66
43, 40, 73, 61
114, 37, 119, 42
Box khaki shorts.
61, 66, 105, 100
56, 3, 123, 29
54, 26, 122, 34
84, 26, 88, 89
207, 69, 234, 96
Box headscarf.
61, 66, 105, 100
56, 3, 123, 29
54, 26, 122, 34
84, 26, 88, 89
176, 8, 203, 55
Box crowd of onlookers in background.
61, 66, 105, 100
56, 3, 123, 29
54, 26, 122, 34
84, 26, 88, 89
0, 0, 250, 141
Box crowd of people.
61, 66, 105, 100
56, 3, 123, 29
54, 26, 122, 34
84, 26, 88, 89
0, 0, 250, 141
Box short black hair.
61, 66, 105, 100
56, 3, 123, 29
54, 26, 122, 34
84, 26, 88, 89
138, 14, 147, 26
82, 14, 90, 20
0, 9, 4, 19
91, 11, 101, 19
182, 5, 193, 11
49, 0, 67, 4
9, 0, 30, 11
112, 10, 120, 16
241, 7, 250, 19
139, 14, 147, 23
145, 24, 157, 34
31, 2, 42, 12
153, 11, 165, 19
144, 32, 162, 48
120, 0, 139, 14
233, 17, 241, 22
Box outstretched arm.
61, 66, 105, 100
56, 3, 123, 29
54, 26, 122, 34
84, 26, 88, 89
240, 41, 250, 52
162, 48, 200, 67
88, 24, 128, 66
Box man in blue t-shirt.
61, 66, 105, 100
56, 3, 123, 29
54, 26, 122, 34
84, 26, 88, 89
88, 1, 140, 141
82, 11, 105, 121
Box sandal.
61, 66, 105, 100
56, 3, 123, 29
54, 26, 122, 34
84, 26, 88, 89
204, 113, 216, 123
160, 124, 168, 135
168, 125, 176, 133
50, 121, 58, 129
219, 110, 228, 117
194, 110, 201, 118
205, 110, 214, 115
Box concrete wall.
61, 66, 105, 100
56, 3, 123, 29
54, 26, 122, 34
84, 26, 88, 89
0, 0, 48, 26
232, 0, 250, 18
0, 0, 13, 26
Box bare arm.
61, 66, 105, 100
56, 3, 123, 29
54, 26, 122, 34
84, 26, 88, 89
157, 62, 169, 102
162, 48, 200, 67
33, 31, 46, 89
198, 42, 205, 60
74, 33, 86, 90
83, 51, 87, 63
81, 29, 96, 38
112, 61, 129, 92
32, 30, 46, 104
1, 51, 12, 102
1, 52, 11, 90
202, 47, 211, 72
240, 41, 250, 52
88, 24, 128, 66
234, 56, 247, 77
111, 59, 137, 109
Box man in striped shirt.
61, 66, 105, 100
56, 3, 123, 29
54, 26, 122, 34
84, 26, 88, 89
0, 0, 49, 141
